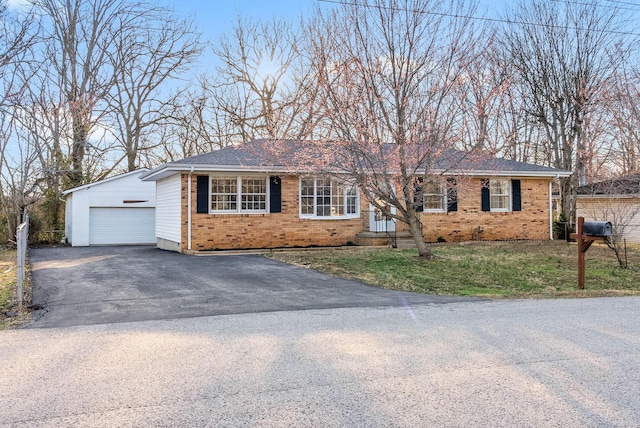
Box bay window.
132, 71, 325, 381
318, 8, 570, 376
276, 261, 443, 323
300, 178, 359, 218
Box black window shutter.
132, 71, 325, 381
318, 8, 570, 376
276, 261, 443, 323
269, 176, 282, 213
512, 179, 522, 211
196, 175, 209, 214
414, 178, 424, 212
447, 178, 457, 212
481, 179, 490, 212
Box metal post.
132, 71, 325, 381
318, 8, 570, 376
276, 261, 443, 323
16, 224, 24, 309
577, 217, 585, 290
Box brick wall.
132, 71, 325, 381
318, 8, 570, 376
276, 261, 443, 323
182, 174, 365, 251
180, 174, 552, 251
399, 178, 551, 242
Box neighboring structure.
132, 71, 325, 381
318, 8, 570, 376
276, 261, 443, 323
140, 140, 571, 253
577, 174, 640, 244
64, 169, 156, 246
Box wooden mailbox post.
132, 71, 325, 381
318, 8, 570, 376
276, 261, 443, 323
570, 217, 612, 289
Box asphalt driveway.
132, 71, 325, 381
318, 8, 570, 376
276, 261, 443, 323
29, 246, 476, 328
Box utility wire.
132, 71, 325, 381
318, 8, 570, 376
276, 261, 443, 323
603, 0, 640, 8
549, 0, 640, 13
317, 0, 640, 37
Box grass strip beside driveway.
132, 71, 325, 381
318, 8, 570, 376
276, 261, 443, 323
268, 241, 640, 299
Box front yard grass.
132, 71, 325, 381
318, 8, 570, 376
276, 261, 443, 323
268, 241, 640, 299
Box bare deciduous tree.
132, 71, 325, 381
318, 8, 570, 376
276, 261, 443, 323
605, 61, 640, 175
501, 0, 628, 225
0, 0, 39, 241
303, 0, 480, 258
160, 80, 237, 160
33, 0, 157, 186
105, 8, 203, 172
210, 16, 313, 143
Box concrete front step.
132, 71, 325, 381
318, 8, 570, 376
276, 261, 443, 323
355, 231, 411, 246
394, 238, 419, 249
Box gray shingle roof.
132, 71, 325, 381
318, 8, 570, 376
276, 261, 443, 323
577, 174, 640, 195
171, 140, 282, 167
143, 139, 570, 180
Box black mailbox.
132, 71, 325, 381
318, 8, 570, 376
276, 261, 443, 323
583, 221, 613, 237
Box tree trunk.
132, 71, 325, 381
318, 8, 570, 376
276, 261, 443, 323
559, 175, 576, 227
407, 210, 432, 259
69, 114, 87, 187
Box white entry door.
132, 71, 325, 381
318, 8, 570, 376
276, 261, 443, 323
369, 200, 396, 232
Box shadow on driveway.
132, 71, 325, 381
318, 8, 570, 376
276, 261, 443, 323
29, 246, 478, 328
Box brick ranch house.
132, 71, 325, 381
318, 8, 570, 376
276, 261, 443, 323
140, 140, 571, 253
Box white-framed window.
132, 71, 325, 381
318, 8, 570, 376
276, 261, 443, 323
241, 178, 267, 211
300, 177, 359, 218
423, 180, 446, 212
490, 179, 510, 211
211, 176, 267, 213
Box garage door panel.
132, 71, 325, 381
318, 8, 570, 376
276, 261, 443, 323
89, 207, 155, 245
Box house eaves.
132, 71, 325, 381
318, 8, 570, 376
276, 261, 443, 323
577, 194, 639, 200
140, 164, 298, 181
432, 169, 572, 179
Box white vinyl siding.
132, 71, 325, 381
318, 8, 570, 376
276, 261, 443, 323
156, 174, 182, 244
577, 198, 640, 244
64, 169, 156, 246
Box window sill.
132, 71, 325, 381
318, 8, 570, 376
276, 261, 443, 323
299, 215, 360, 220
208, 211, 269, 215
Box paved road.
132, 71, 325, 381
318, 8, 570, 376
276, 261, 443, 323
1, 297, 639, 427
29, 246, 474, 328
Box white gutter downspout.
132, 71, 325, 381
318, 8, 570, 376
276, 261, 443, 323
188, 167, 194, 250
549, 178, 555, 240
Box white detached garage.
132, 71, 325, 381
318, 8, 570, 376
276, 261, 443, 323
64, 169, 156, 246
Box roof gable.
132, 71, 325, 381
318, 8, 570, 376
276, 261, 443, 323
63, 169, 150, 195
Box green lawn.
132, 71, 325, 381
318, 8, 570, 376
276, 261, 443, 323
268, 241, 640, 298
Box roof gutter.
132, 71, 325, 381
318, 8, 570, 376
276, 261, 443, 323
140, 164, 300, 181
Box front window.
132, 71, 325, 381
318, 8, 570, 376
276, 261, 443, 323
211, 176, 267, 213
490, 179, 510, 211
423, 180, 446, 212
211, 178, 237, 211
241, 178, 267, 211
300, 178, 359, 218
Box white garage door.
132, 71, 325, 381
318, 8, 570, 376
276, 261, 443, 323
89, 207, 155, 245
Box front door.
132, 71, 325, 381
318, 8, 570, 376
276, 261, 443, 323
369, 200, 396, 232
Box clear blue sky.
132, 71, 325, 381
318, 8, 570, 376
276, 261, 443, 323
171, 0, 507, 45
171, 0, 320, 39
168, 0, 507, 74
